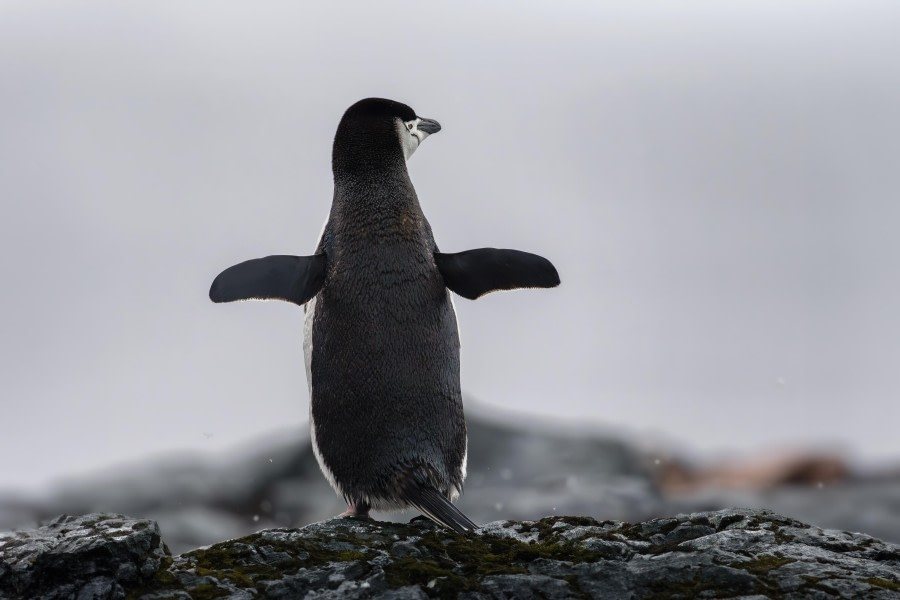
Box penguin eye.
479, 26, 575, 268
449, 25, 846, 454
406, 122, 415, 132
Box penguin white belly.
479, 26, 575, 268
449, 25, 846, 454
303, 294, 316, 394
304, 294, 345, 500
447, 289, 466, 499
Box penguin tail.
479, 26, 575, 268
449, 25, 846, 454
404, 486, 479, 534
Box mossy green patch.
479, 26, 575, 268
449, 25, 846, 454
120, 515, 836, 600
195, 566, 254, 589
642, 576, 738, 600
865, 577, 900, 591
554, 516, 603, 528
762, 523, 797, 545
562, 574, 589, 599
732, 553, 795, 576
709, 553, 798, 597
185, 583, 230, 599
384, 557, 471, 595
526, 515, 602, 541
383, 517, 604, 596
126, 529, 377, 598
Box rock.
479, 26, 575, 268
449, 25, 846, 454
0, 513, 169, 600
0, 412, 660, 554
2, 509, 898, 599
2, 411, 899, 556
665, 480, 900, 549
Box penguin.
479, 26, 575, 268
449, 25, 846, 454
210, 98, 559, 534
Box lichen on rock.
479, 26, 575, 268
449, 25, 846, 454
2, 508, 899, 599
0, 513, 169, 600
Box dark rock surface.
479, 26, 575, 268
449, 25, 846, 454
665, 480, 900, 551
2, 509, 899, 599
2, 410, 899, 556
0, 513, 168, 600
0, 413, 660, 555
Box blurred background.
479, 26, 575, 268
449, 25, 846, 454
2, 1, 899, 552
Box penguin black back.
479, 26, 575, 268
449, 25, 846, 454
308, 98, 471, 528
210, 97, 560, 535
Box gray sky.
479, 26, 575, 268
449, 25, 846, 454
2, 1, 899, 491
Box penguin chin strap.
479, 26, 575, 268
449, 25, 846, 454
398, 116, 440, 160
398, 119, 420, 159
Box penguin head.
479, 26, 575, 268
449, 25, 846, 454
332, 98, 441, 175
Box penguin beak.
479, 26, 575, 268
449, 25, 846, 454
417, 118, 441, 135
402, 117, 441, 160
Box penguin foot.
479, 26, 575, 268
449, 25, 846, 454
338, 503, 372, 520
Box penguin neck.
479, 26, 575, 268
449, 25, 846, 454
331, 137, 407, 181
330, 158, 425, 234
333, 152, 408, 182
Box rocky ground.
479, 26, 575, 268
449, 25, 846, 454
0, 413, 658, 554
2, 509, 899, 599
2, 410, 899, 560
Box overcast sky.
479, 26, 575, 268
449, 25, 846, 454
2, 1, 899, 491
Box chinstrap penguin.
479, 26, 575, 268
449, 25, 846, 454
210, 98, 560, 533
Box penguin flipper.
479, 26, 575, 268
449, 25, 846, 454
434, 248, 560, 300
403, 486, 479, 534
209, 254, 326, 306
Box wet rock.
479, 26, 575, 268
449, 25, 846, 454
2, 508, 898, 599
4, 413, 900, 556
0, 513, 169, 600
0, 412, 659, 555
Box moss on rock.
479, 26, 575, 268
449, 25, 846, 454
5, 509, 899, 600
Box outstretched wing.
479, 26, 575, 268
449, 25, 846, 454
434, 248, 560, 300
209, 254, 326, 306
